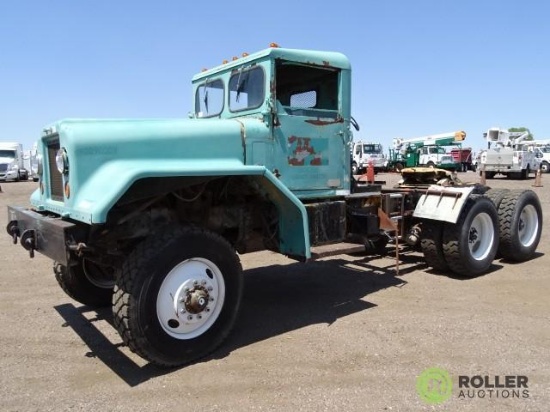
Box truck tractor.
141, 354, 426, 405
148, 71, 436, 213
351, 141, 387, 175
6, 45, 543, 368
480, 128, 537, 179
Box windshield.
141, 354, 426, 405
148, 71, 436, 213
195, 79, 224, 118
229, 66, 265, 112
362, 144, 382, 154
0, 150, 16, 158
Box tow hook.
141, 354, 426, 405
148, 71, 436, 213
6, 221, 19, 244
20, 229, 37, 258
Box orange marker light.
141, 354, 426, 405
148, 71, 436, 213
64, 182, 71, 199
269, 42, 280, 48
242, 52, 249, 57
232, 56, 238, 61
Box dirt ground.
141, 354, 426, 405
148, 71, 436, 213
1, 172, 549, 412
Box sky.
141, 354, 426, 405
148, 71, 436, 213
1, 0, 548, 153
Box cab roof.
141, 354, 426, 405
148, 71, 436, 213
192, 46, 351, 83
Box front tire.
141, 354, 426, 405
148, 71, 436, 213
442, 196, 499, 277
54, 259, 115, 307
113, 226, 243, 367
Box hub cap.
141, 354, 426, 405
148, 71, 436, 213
157, 258, 225, 339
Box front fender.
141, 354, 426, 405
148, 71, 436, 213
35, 161, 311, 260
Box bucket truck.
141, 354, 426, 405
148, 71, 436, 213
387, 131, 466, 171
479, 128, 537, 179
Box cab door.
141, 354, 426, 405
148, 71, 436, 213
269, 61, 350, 197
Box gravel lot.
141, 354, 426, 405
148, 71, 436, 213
1, 172, 549, 411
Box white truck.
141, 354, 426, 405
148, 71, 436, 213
351, 141, 387, 174
528, 139, 550, 173
0, 142, 28, 181
480, 128, 537, 179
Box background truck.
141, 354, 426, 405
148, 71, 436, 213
450, 146, 474, 172
480, 127, 537, 179
0, 141, 28, 181
387, 131, 466, 171
528, 139, 550, 173
351, 141, 387, 174
6, 45, 543, 368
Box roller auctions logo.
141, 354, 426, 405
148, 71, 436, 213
416, 367, 530, 404
416, 367, 452, 404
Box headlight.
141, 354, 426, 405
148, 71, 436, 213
55, 148, 69, 174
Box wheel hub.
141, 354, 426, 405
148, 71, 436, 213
469, 227, 479, 244
184, 286, 210, 314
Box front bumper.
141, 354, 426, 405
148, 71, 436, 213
6, 206, 84, 265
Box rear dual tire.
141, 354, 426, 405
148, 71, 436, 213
497, 190, 542, 262
421, 190, 542, 276
422, 196, 499, 277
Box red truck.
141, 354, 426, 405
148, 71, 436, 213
450, 147, 474, 172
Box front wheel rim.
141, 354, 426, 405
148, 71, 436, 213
157, 257, 226, 340
518, 205, 539, 247
468, 212, 495, 260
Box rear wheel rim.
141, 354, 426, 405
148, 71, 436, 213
518, 204, 539, 247
468, 212, 495, 261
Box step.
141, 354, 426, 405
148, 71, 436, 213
310, 242, 365, 260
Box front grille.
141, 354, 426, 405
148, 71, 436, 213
0, 164, 7, 172
47, 139, 64, 201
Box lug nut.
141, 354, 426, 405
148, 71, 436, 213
187, 315, 193, 320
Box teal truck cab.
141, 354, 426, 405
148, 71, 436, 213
6, 45, 543, 367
